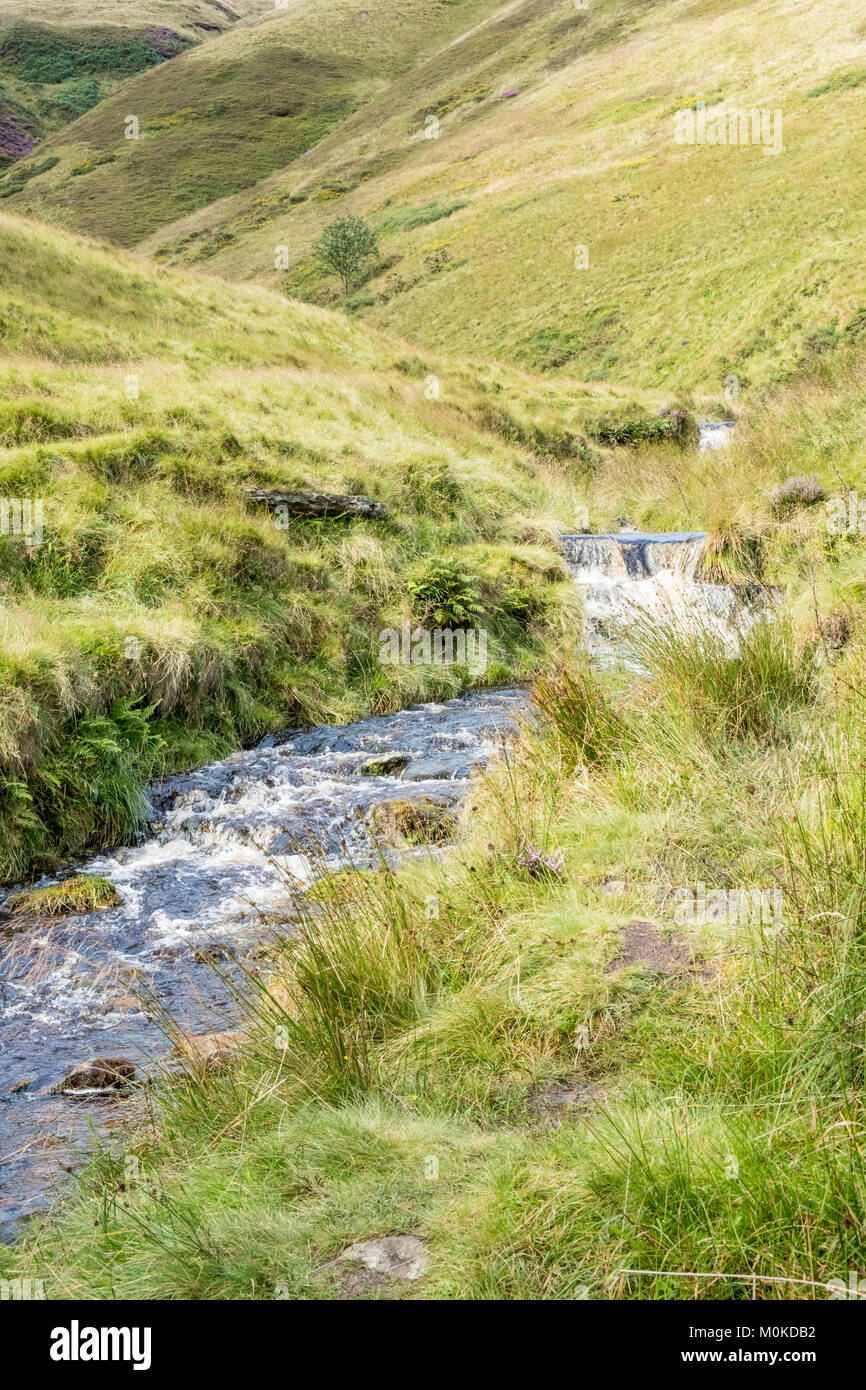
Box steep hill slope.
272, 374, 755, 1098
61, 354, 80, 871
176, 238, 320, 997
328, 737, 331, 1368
2, 0, 507, 244
0, 2, 277, 160
123, 0, 866, 393
0, 1, 272, 41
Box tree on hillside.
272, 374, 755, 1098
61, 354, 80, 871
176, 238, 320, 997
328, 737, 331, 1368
314, 215, 378, 295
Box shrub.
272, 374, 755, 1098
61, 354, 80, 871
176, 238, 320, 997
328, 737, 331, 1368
589, 407, 699, 449
768, 473, 824, 515
407, 559, 483, 629
42, 77, 103, 119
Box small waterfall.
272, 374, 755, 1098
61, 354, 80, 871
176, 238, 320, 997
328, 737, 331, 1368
698, 421, 736, 452
559, 532, 706, 582
559, 531, 766, 665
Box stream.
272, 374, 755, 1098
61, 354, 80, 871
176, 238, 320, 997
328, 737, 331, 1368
0, 690, 527, 1234
0, 422, 748, 1235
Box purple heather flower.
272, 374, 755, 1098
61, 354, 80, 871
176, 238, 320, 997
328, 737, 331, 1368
513, 840, 565, 878
768, 474, 824, 514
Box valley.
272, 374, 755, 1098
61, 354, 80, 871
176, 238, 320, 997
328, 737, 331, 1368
0, 0, 865, 1308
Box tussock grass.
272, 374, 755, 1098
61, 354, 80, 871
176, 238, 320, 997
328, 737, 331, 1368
631, 614, 818, 747
8, 872, 120, 915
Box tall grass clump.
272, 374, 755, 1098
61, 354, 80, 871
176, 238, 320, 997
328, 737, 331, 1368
632, 614, 818, 747
234, 862, 454, 1097
533, 659, 628, 770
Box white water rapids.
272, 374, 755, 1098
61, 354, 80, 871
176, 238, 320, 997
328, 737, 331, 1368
558, 422, 763, 664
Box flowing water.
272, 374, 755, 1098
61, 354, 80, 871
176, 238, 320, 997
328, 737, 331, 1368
698, 420, 736, 451
0, 421, 751, 1233
558, 529, 766, 665
558, 423, 765, 664
0, 689, 527, 1234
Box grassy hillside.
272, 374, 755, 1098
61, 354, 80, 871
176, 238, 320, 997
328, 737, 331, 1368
0, 2, 276, 162
0, 1, 273, 39
0, 208, 686, 882
117, 0, 866, 394
2, 0, 508, 245
7, 337, 866, 1299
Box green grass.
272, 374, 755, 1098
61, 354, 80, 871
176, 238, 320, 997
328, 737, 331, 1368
8, 872, 121, 915
3, 0, 507, 245
0, 209, 640, 879
8, 584, 866, 1297
83, 0, 861, 395
806, 70, 866, 99
7, 332, 866, 1299
3, 0, 866, 1303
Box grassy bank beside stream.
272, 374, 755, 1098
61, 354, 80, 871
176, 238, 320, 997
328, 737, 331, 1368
2, 210, 686, 883
6, 343, 866, 1299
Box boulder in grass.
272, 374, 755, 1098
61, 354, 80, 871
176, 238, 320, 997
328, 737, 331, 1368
55, 1058, 136, 1093
323, 1235, 430, 1298
243, 489, 388, 521
173, 1030, 242, 1073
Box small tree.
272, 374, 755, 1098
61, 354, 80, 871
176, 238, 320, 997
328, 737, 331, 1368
314, 215, 378, 295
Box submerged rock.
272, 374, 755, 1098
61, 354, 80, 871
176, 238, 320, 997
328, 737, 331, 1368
359, 753, 409, 777
8, 1077, 36, 1094
55, 1058, 136, 1093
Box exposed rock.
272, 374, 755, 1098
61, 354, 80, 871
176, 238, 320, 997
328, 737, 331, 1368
173, 1030, 242, 1072
55, 1058, 136, 1093
528, 1080, 600, 1122
8, 1077, 36, 1094
324, 1235, 430, 1298
244, 488, 388, 520
606, 920, 692, 976
359, 753, 409, 777
369, 797, 457, 846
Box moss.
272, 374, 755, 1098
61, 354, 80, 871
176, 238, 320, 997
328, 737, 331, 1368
369, 797, 458, 845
